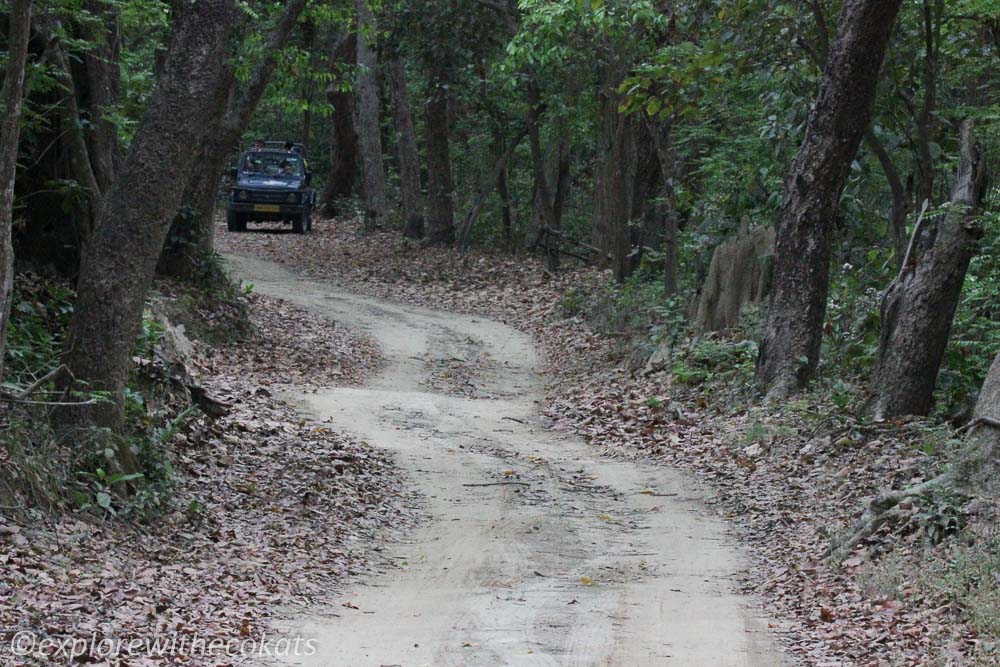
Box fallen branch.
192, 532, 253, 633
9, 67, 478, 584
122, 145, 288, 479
501, 416, 527, 424
462, 481, 531, 487
0, 364, 69, 402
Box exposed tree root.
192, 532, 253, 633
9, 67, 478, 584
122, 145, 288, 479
828, 471, 955, 561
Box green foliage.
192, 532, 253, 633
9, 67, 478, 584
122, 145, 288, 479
670, 337, 757, 388
3, 277, 74, 388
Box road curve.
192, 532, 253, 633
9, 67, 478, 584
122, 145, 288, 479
226, 253, 784, 667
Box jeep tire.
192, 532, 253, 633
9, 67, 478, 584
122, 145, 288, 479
227, 210, 246, 232
292, 212, 306, 234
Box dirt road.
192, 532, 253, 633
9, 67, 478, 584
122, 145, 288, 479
226, 254, 783, 667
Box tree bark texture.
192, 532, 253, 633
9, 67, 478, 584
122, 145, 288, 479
868, 119, 987, 420
0, 0, 33, 381
387, 56, 424, 239
963, 352, 1000, 488
354, 0, 388, 230
61, 0, 236, 449
424, 65, 454, 245
754, 0, 903, 398
322, 34, 359, 215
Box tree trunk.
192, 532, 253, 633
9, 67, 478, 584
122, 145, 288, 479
458, 126, 528, 249
424, 65, 454, 245
868, 119, 987, 420
527, 85, 560, 271
41, 22, 103, 249
608, 113, 632, 283
0, 0, 32, 381
864, 128, 910, 265
354, 0, 388, 231
914, 0, 942, 207
322, 34, 359, 215
963, 352, 1000, 488
158, 0, 307, 280
497, 157, 513, 251
387, 56, 423, 239
81, 0, 121, 195
649, 117, 680, 296
754, 0, 903, 398
59, 0, 236, 457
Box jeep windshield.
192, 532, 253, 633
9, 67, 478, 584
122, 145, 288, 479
241, 152, 305, 178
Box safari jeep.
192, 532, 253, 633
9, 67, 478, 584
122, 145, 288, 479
226, 147, 315, 234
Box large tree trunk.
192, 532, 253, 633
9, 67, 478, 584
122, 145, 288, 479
868, 119, 987, 420
322, 34, 359, 215
424, 64, 454, 245
387, 56, 423, 239
754, 0, 903, 398
158, 0, 308, 280
0, 0, 32, 381
354, 0, 388, 231
59, 0, 236, 458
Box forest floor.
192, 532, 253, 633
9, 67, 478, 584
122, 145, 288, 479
219, 217, 992, 666
0, 277, 410, 665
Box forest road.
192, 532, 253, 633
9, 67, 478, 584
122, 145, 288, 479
226, 253, 784, 667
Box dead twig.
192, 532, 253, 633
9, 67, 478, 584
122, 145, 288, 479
0, 364, 68, 402
462, 481, 531, 487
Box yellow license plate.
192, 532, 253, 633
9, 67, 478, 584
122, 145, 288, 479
253, 204, 280, 213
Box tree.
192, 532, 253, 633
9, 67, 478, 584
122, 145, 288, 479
158, 0, 309, 280
60, 0, 237, 456
354, 0, 388, 230
868, 119, 988, 419
321, 33, 359, 216
424, 62, 455, 244
387, 53, 424, 239
0, 0, 32, 381
754, 0, 904, 398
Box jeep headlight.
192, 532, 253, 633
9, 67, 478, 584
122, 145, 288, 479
237, 190, 249, 201
287, 192, 299, 204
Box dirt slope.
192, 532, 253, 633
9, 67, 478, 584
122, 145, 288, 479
226, 254, 784, 667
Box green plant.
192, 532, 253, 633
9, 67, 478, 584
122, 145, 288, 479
74, 467, 146, 515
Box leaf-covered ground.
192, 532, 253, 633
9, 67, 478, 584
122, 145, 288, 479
220, 218, 988, 665
0, 289, 408, 666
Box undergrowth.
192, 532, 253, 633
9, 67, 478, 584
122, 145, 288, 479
1, 264, 249, 521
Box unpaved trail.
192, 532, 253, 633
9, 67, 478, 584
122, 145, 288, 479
226, 254, 784, 667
